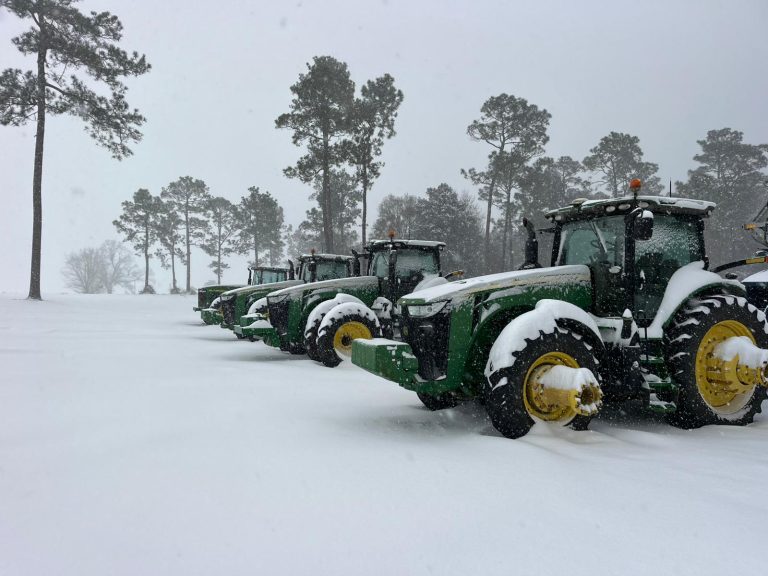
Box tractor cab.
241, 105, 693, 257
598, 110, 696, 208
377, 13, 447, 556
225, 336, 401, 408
248, 266, 289, 286
297, 253, 355, 283
546, 193, 713, 325
365, 238, 445, 302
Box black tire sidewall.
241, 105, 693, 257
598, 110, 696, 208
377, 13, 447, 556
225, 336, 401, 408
485, 328, 601, 439
316, 310, 379, 368
665, 295, 768, 428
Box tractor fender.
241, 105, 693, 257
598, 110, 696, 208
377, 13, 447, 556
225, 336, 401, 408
304, 294, 364, 337
644, 261, 744, 339
485, 299, 603, 377
247, 297, 268, 315
317, 301, 381, 339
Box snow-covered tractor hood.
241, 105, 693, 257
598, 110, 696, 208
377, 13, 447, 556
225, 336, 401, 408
269, 275, 379, 301
399, 265, 592, 306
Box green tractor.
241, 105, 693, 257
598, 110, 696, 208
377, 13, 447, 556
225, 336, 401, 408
197, 266, 290, 326
352, 185, 768, 438
194, 266, 283, 325
249, 237, 461, 363
220, 253, 355, 339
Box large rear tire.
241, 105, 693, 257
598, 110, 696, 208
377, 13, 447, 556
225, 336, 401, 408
665, 294, 768, 429
485, 328, 601, 439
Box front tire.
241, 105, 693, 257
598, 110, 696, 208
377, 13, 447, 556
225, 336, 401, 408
316, 304, 380, 367
485, 328, 602, 439
665, 294, 768, 429
417, 391, 461, 411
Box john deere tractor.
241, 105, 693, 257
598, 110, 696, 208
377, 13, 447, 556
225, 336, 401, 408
195, 266, 287, 325
249, 237, 461, 364
217, 254, 355, 339
352, 184, 768, 438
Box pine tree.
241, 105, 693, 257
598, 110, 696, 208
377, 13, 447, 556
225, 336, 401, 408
234, 187, 284, 268
583, 132, 663, 197
154, 201, 184, 293
160, 176, 211, 294
346, 74, 403, 246
0, 0, 150, 299
276, 56, 355, 253
677, 128, 768, 263
463, 94, 550, 271
113, 189, 162, 293
201, 196, 237, 284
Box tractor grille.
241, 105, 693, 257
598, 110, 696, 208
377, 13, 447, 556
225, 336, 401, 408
401, 308, 451, 381
268, 299, 291, 336
197, 290, 207, 309
221, 299, 237, 326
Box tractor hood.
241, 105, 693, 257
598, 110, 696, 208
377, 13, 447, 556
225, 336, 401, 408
221, 279, 304, 299
400, 265, 592, 305
269, 275, 379, 301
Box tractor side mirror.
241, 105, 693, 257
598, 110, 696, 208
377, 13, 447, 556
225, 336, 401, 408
522, 217, 541, 268
633, 210, 654, 241
287, 260, 295, 280
351, 249, 361, 276
247, 268, 253, 285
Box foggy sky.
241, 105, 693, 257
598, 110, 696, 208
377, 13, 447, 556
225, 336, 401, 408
1, 0, 766, 294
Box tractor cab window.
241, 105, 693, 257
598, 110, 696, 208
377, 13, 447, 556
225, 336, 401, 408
306, 260, 348, 281
557, 216, 625, 268
258, 270, 286, 284
396, 249, 439, 277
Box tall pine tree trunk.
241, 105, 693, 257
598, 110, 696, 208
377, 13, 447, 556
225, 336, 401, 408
322, 135, 334, 253
143, 222, 150, 290
170, 250, 177, 292
361, 166, 369, 247
185, 205, 191, 293
29, 20, 48, 300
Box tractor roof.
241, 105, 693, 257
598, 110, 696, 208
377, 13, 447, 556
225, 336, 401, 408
298, 253, 355, 262
545, 195, 715, 223
366, 239, 446, 250
248, 266, 288, 272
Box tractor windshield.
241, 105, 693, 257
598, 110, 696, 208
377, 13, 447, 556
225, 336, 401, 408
557, 215, 625, 267
258, 269, 287, 284
558, 213, 704, 320
369, 248, 439, 279
301, 260, 349, 282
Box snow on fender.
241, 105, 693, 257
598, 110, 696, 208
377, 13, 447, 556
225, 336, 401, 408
485, 299, 602, 377
247, 297, 268, 315
317, 302, 380, 339
304, 294, 365, 338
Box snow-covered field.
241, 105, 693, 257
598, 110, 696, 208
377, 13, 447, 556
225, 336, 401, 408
2, 294, 767, 576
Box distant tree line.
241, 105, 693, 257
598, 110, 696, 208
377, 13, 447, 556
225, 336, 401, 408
113, 179, 284, 294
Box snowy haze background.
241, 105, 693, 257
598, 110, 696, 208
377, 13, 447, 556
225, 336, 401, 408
1, 0, 767, 293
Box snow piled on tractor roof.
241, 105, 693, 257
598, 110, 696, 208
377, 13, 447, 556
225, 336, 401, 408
402, 265, 591, 303
545, 195, 716, 220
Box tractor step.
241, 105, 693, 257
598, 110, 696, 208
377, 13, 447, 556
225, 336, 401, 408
647, 394, 676, 414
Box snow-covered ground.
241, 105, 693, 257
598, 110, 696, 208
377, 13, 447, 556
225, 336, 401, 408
1, 294, 767, 576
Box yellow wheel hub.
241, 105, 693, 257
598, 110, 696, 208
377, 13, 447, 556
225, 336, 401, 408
523, 351, 588, 423
333, 321, 372, 357
695, 320, 758, 414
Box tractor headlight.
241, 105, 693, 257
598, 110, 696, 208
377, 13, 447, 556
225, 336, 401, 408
408, 301, 449, 318
219, 293, 236, 303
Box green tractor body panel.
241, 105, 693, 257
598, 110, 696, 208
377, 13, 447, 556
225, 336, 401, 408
195, 284, 242, 315
218, 280, 305, 330
231, 254, 357, 337
256, 240, 448, 353
353, 194, 756, 420
251, 276, 381, 347
353, 265, 592, 396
